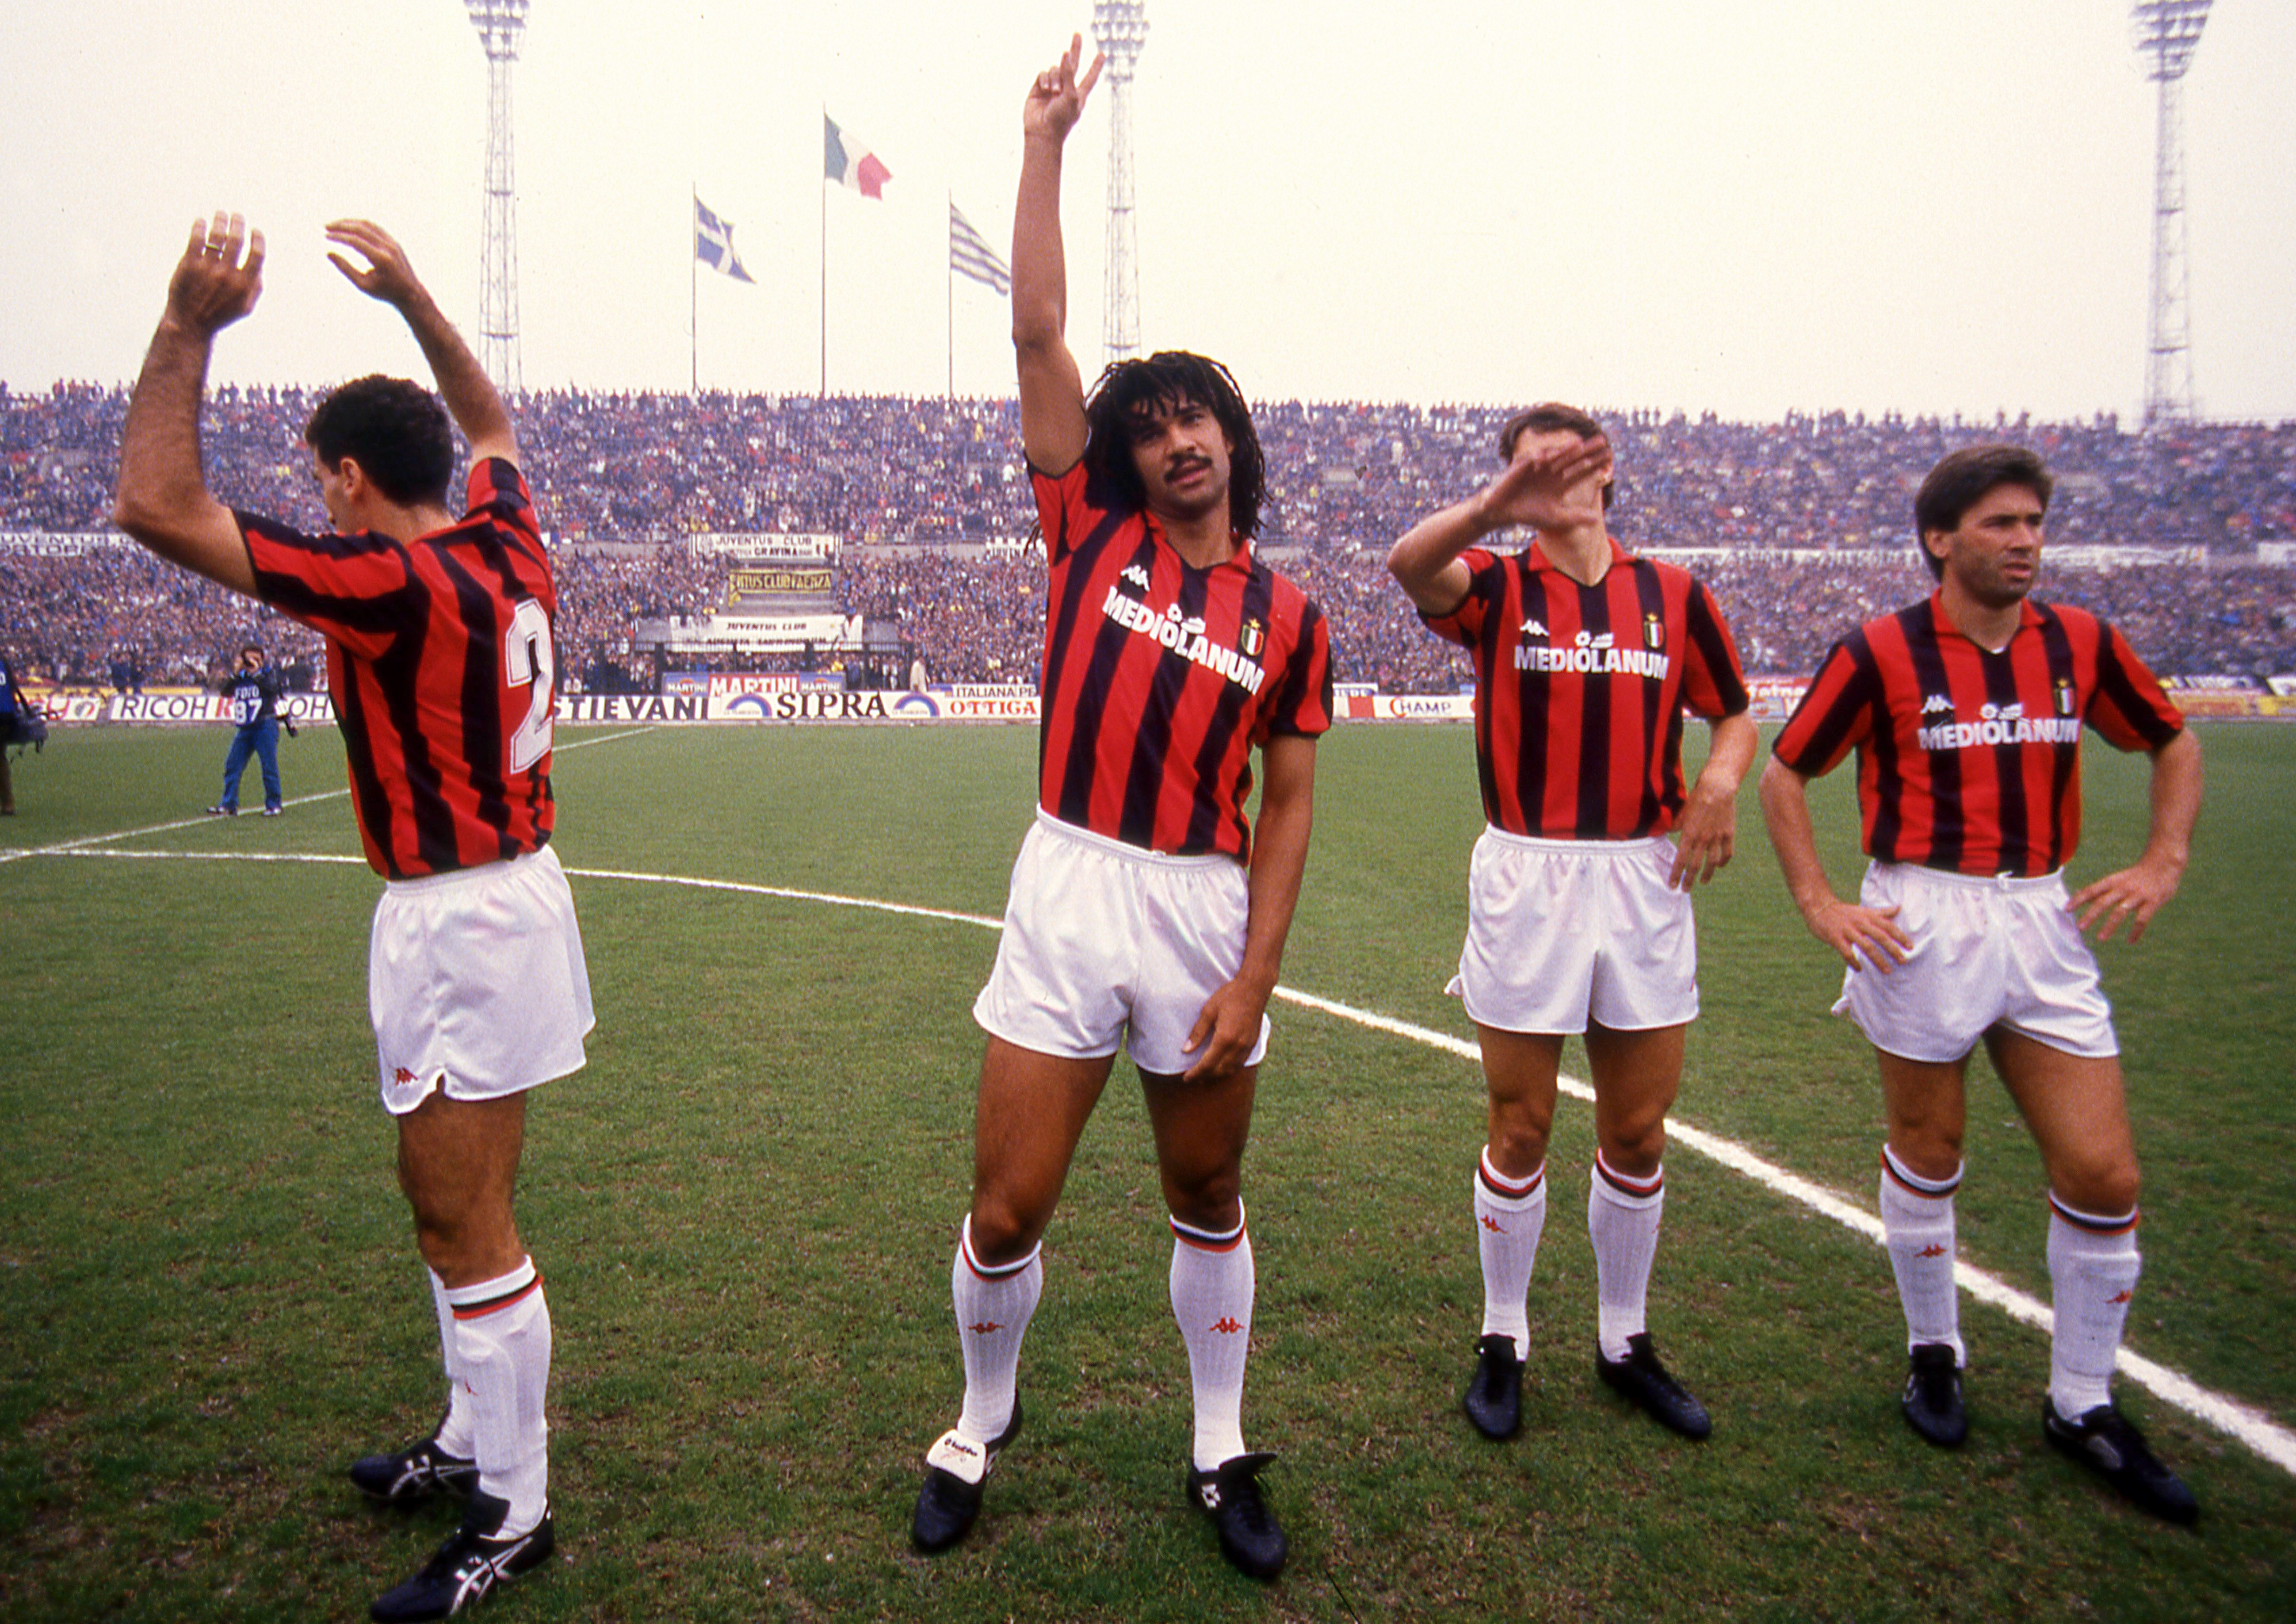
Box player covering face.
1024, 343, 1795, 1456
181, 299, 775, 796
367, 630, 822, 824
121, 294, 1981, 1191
1390, 402, 1757, 1450
907, 35, 1331, 1583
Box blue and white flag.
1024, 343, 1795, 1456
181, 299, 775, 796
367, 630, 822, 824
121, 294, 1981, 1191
695, 196, 756, 283
949, 202, 1011, 295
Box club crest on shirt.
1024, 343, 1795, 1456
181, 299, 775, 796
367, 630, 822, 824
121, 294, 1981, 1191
1239, 617, 1266, 658
1643, 612, 1665, 651
2055, 678, 2076, 716
1100, 586, 1268, 695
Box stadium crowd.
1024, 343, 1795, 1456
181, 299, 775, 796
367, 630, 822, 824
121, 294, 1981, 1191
5, 382, 2292, 688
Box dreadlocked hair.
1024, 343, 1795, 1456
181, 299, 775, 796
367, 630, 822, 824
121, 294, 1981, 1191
1081, 351, 1265, 539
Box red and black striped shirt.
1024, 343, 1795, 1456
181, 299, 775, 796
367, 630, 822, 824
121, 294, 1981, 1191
1034, 461, 1333, 860
1772, 594, 2184, 877
239, 459, 559, 880
1424, 540, 1750, 839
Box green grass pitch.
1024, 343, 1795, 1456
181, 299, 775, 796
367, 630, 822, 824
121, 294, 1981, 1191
2, 721, 2292, 1620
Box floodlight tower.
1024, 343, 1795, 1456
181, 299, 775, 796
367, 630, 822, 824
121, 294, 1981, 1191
467, 0, 529, 396
2131, 0, 2211, 429
1092, 1, 1149, 365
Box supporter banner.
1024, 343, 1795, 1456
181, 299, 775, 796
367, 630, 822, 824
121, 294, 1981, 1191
728, 567, 834, 596
685, 532, 839, 560
640, 613, 860, 651
0, 532, 138, 555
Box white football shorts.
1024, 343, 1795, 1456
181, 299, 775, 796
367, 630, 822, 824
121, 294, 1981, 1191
1449, 827, 1699, 1036
370, 843, 596, 1115
973, 811, 1268, 1077
1834, 860, 2117, 1063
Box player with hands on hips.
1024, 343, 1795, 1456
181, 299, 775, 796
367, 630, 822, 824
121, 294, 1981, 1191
1760, 444, 2202, 1524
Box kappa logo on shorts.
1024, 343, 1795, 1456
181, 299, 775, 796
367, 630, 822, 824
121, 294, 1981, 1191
392, 1066, 418, 1085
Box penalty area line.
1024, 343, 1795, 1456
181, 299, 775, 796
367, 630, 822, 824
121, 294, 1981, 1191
23, 843, 2295, 1479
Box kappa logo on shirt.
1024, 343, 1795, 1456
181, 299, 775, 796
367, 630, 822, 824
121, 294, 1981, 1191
1922, 692, 1956, 716
1119, 563, 1151, 593
1520, 617, 1549, 639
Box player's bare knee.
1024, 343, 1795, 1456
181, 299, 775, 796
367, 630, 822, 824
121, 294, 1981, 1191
967, 1191, 1050, 1264
1161, 1160, 1243, 1231
1486, 1120, 1550, 1178
2052, 1158, 2140, 1218
1599, 1108, 1668, 1174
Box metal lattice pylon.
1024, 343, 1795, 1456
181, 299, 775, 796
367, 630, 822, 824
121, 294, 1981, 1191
1093, 2, 1149, 367
2132, 1, 2211, 429
468, 0, 529, 397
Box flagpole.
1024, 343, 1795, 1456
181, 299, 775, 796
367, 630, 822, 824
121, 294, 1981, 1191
690, 184, 699, 398
947, 193, 955, 400
820, 108, 829, 397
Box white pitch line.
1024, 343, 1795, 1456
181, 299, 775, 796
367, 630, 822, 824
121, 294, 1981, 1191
0, 724, 656, 866
14, 836, 2295, 1478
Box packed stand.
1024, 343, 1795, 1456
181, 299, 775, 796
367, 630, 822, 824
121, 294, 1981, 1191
4, 382, 2292, 688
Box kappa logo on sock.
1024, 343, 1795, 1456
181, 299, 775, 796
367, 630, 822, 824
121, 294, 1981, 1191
1918, 1243, 1949, 1258
1480, 1215, 1505, 1233
2110, 1289, 2133, 1305
966, 1320, 1003, 1335
1208, 1317, 1244, 1335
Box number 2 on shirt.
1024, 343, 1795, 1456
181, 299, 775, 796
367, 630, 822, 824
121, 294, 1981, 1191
505, 598, 554, 773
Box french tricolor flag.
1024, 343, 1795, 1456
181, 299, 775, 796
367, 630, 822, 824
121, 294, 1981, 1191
824, 115, 891, 199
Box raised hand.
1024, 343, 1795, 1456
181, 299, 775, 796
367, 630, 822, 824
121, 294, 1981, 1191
1024, 33, 1103, 143
324, 219, 430, 310
165, 211, 266, 337
1478, 433, 1612, 534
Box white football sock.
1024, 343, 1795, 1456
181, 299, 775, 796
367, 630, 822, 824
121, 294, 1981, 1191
1588, 1151, 1664, 1361
426, 1267, 476, 1458
2046, 1195, 2141, 1417
951, 1215, 1042, 1446
1879, 1145, 1965, 1364
446, 1257, 550, 1538
1473, 1147, 1547, 1356
1169, 1210, 1254, 1471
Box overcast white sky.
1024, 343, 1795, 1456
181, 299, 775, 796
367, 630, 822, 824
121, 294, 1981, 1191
4, 1, 2290, 422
